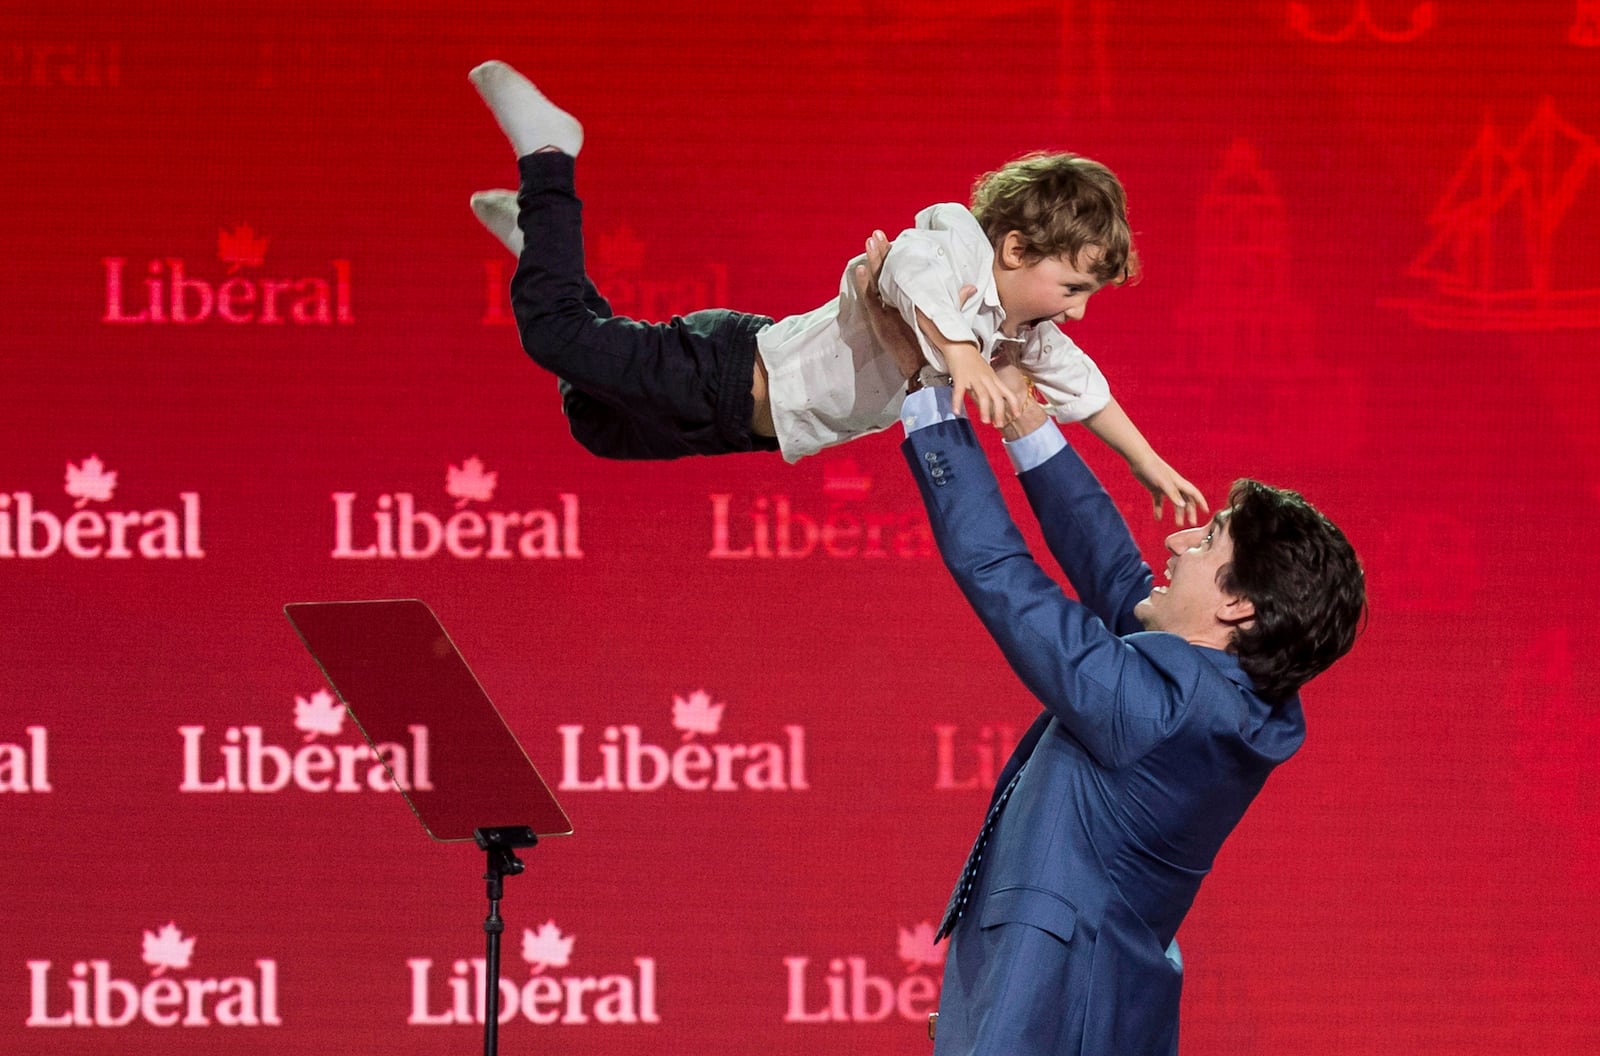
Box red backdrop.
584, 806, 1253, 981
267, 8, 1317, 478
4, 1, 1598, 1052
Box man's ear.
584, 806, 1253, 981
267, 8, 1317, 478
997, 231, 1029, 270
1217, 594, 1255, 627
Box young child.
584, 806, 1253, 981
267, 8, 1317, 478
468, 60, 1206, 521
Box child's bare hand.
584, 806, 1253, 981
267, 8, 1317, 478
1130, 456, 1209, 526
947, 346, 1024, 426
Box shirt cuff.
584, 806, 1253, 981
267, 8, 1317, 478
1003, 418, 1067, 473
900, 385, 958, 434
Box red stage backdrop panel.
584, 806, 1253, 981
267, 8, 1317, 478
2, 2, 1597, 1053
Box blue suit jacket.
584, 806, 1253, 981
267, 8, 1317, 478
904, 418, 1305, 1056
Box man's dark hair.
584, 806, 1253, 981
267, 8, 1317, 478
1219, 480, 1366, 703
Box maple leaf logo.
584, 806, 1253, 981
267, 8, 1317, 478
64, 455, 117, 508
896, 921, 945, 972
671, 689, 725, 741
217, 223, 268, 272
445, 456, 498, 508
293, 688, 345, 741
821, 457, 873, 501
521, 920, 575, 974
141, 922, 195, 976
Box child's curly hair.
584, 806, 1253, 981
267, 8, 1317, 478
970, 152, 1138, 285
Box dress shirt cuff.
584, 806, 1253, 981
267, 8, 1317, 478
900, 385, 958, 434
1003, 418, 1067, 473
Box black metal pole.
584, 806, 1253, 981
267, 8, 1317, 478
474, 827, 536, 1056
484, 854, 506, 1056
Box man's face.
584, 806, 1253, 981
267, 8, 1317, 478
1135, 512, 1248, 643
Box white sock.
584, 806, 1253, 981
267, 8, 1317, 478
469, 190, 524, 256
469, 60, 583, 158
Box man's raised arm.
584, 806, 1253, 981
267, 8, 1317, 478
990, 365, 1153, 638
899, 389, 1176, 769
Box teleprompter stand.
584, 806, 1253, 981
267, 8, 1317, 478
476, 825, 538, 1051
284, 599, 572, 1056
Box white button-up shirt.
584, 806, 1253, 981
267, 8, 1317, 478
757, 203, 1110, 462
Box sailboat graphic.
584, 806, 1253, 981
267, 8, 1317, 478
1388, 98, 1600, 330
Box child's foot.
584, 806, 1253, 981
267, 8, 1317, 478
469, 189, 523, 255
469, 60, 583, 158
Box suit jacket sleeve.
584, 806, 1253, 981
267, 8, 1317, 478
903, 418, 1178, 769
1016, 433, 1154, 638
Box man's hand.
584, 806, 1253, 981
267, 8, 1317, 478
993, 353, 1050, 441
851, 231, 925, 381
850, 230, 979, 383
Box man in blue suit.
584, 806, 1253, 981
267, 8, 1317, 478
893, 372, 1365, 1054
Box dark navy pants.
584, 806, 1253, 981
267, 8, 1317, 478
512, 152, 778, 459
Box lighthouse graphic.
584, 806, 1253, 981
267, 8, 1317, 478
1187, 138, 1294, 375
1389, 98, 1600, 331
1175, 138, 1363, 460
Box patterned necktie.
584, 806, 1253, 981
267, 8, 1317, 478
936, 761, 1027, 940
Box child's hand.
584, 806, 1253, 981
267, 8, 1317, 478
946, 344, 1024, 426
1129, 455, 1209, 526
